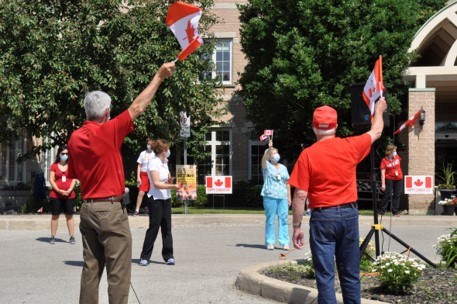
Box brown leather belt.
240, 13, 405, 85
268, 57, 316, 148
83, 196, 123, 203
312, 202, 358, 212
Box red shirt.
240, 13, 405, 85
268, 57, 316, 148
289, 133, 371, 208
67, 110, 134, 199
380, 155, 403, 180
49, 162, 76, 199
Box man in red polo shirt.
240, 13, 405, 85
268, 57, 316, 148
68, 62, 175, 304
289, 98, 387, 304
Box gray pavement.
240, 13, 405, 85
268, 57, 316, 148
0, 214, 455, 304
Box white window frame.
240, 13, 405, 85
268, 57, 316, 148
212, 39, 233, 85
206, 129, 232, 176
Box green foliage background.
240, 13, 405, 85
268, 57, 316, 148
0, 0, 221, 163
238, 0, 447, 158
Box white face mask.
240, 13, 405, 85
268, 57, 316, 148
60, 154, 68, 161
270, 154, 280, 163
147, 144, 151, 151
166, 150, 171, 158
392, 151, 397, 157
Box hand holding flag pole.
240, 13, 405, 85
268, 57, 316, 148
166, 2, 203, 62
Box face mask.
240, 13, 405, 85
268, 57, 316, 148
60, 154, 68, 161
166, 150, 171, 158
147, 145, 151, 151
271, 154, 280, 163
392, 151, 397, 157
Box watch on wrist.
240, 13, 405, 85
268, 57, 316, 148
293, 222, 301, 228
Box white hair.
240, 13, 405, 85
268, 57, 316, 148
313, 127, 336, 136
84, 91, 111, 121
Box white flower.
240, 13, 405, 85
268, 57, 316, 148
387, 269, 393, 272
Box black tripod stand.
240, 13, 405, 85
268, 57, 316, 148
359, 146, 436, 268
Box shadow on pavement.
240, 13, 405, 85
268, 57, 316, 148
235, 243, 266, 249
64, 260, 84, 267
36, 237, 67, 244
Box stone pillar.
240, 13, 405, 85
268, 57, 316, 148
407, 88, 435, 214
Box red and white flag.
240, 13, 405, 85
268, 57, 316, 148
37, 207, 43, 213
393, 109, 422, 135
362, 56, 385, 116
259, 129, 274, 141
166, 2, 203, 61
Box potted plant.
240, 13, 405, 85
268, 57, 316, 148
437, 162, 456, 215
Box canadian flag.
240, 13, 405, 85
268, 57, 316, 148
259, 134, 269, 141
393, 109, 422, 135
206, 176, 232, 188
362, 56, 385, 116
166, 2, 203, 61
264, 130, 274, 136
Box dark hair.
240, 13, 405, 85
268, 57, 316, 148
151, 139, 170, 155
147, 138, 155, 147
55, 145, 69, 164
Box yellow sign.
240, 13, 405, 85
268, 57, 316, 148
176, 165, 197, 201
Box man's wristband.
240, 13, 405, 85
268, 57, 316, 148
292, 222, 301, 228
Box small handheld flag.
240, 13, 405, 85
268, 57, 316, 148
393, 109, 422, 135
37, 207, 43, 213
166, 2, 203, 61
259, 130, 274, 141
362, 56, 385, 117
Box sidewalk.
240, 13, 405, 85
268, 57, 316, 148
0, 214, 455, 304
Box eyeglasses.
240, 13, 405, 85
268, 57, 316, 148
60, 153, 68, 155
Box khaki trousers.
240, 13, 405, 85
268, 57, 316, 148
79, 201, 132, 304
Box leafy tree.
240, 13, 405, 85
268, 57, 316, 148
238, 0, 447, 158
0, 0, 221, 163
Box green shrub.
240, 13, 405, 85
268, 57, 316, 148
226, 180, 262, 208
434, 227, 457, 269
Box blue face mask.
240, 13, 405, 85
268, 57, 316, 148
166, 150, 171, 158
271, 154, 280, 163
60, 154, 68, 161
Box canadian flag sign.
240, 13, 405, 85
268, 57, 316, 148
206, 176, 233, 194
259, 129, 274, 141
166, 2, 203, 61
404, 175, 434, 194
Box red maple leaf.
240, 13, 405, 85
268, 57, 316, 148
414, 179, 423, 187
215, 179, 223, 187
185, 20, 195, 42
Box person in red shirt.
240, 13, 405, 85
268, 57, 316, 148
289, 98, 387, 304
68, 62, 175, 304
49, 145, 76, 245
379, 144, 405, 216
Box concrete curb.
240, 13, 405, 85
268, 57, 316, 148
235, 260, 389, 304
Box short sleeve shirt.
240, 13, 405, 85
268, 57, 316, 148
261, 161, 289, 200
137, 150, 156, 172
380, 155, 403, 180
67, 110, 134, 199
289, 133, 371, 208
147, 157, 171, 200
49, 163, 76, 199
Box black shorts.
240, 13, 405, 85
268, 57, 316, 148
50, 198, 76, 215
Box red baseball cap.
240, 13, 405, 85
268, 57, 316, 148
313, 106, 337, 130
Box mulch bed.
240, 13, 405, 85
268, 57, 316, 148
263, 266, 457, 303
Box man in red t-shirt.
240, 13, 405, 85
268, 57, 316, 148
289, 98, 387, 303
68, 62, 174, 304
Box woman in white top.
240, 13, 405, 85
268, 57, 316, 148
134, 139, 156, 216
139, 139, 179, 266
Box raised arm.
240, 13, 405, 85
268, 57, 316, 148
367, 97, 387, 143
261, 140, 274, 169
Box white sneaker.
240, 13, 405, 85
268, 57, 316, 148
139, 259, 149, 266
266, 244, 274, 250
166, 258, 175, 265
282, 245, 290, 251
